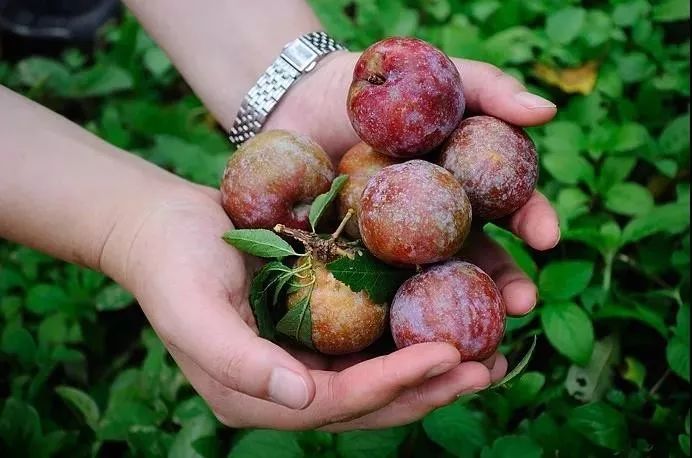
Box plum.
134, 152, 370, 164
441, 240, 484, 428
359, 160, 472, 266
438, 116, 538, 220
390, 260, 506, 362
221, 130, 335, 230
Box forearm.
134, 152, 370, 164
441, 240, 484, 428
124, 0, 323, 130
0, 86, 190, 279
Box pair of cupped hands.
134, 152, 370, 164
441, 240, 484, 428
121, 51, 560, 431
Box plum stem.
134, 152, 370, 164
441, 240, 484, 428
331, 208, 355, 240
274, 223, 355, 262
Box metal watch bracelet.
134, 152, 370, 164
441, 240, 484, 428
228, 31, 347, 147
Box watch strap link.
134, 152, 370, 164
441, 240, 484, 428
228, 31, 346, 146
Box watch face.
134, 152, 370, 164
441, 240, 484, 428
282, 39, 319, 72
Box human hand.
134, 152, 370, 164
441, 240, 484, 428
264, 49, 561, 370
116, 51, 560, 433
117, 186, 500, 432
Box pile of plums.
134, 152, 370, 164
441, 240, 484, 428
221, 37, 539, 361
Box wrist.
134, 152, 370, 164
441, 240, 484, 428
96, 171, 212, 289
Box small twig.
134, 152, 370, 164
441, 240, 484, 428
331, 208, 355, 240
649, 369, 671, 397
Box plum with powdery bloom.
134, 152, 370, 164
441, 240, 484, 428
337, 142, 402, 239
438, 116, 538, 220
220, 130, 335, 230
358, 160, 472, 266
347, 37, 465, 158
390, 260, 506, 362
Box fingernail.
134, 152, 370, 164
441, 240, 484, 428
268, 368, 310, 409
425, 361, 458, 379
514, 91, 556, 109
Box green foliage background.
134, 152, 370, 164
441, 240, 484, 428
0, 0, 689, 456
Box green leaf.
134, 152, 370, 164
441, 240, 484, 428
653, 0, 690, 21
249, 262, 292, 341
276, 295, 313, 349
143, 47, 172, 78
222, 229, 299, 258
1, 323, 37, 365
659, 113, 690, 156
541, 302, 594, 366
25, 284, 70, 315
16, 57, 71, 91
613, 122, 650, 152
127, 426, 174, 458
539, 261, 594, 301
55, 386, 100, 431
169, 416, 218, 458
506, 372, 545, 408
423, 402, 489, 457
0, 398, 42, 452
597, 157, 637, 193
595, 301, 668, 336
95, 283, 134, 311
335, 427, 409, 458
617, 53, 656, 83
543, 153, 594, 187
605, 182, 654, 216
613, 0, 650, 26
565, 335, 620, 402
545, 7, 586, 44
326, 250, 412, 304
667, 303, 690, 382
229, 430, 305, 458
621, 356, 647, 388
309, 174, 348, 231
69, 64, 134, 97
622, 203, 690, 243
568, 402, 628, 450
481, 435, 542, 458
491, 336, 537, 389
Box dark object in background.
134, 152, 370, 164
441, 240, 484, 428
0, 0, 119, 41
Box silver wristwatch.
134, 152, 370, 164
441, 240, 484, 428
228, 31, 347, 146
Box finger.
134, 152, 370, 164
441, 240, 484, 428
322, 361, 492, 432
454, 59, 557, 126
143, 267, 317, 410
460, 231, 537, 316
202, 342, 460, 430
501, 191, 560, 251
489, 353, 508, 383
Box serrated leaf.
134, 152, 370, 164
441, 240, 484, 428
276, 295, 313, 349
223, 229, 299, 258
309, 174, 348, 231
326, 250, 413, 304
491, 336, 537, 389
55, 386, 100, 431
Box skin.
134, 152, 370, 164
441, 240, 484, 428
286, 257, 387, 355
359, 160, 472, 266
336, 142, 400, 239
1, 0, 560, 432
220, 130, 334, 230
439, 116, 539, 220
347, 37, 465, 158
391, 261, 506, 362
